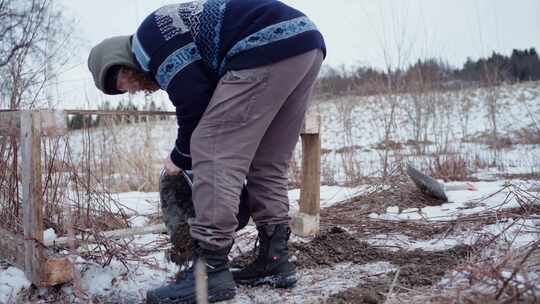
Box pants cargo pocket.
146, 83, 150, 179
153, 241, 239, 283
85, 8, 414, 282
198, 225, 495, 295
203, 67, 270, 125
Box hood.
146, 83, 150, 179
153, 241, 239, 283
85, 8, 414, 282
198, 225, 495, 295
87, 35, 139, 95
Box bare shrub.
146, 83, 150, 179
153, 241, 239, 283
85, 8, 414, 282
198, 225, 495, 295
428, 154, 473, 181
374, 139, 402, 151
366, 93, 401, 181
458, 91, 474, 139
513, 127, 540, 145
334, 98, 367, 185
288, 150, 302, 189
320, 152, 337, 186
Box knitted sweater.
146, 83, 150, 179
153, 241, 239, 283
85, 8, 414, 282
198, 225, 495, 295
132, 0, 326, 169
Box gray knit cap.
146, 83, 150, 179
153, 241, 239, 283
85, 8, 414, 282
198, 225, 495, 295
87, 35, 139, 95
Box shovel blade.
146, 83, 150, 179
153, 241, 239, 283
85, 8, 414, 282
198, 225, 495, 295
406, 164, 448, 201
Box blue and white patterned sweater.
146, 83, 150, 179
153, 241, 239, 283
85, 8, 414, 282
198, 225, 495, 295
132, 0, 326, 169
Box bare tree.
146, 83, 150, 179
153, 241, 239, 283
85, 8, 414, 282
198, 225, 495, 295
0, 0, 74, 109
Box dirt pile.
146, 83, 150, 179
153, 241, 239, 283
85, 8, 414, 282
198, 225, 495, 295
290, 227, 388, 268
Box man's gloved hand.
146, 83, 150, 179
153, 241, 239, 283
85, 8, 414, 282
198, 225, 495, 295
164, 155, 182, 176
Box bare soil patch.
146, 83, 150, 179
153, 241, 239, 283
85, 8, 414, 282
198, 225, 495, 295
232, 227, 474, 304
325, 278, 391, 304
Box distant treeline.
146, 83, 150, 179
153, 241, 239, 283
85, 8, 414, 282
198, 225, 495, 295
68, 47, 540, 129
67, 100, 169, 130
315, 47, 540, 97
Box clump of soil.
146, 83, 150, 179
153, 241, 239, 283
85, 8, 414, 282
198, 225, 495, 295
168, 223, 194, 267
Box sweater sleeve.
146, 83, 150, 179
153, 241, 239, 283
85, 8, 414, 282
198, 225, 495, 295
167, 60, 215, 170
130, 8, 217, 170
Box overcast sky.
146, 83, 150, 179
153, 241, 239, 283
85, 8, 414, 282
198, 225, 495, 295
56, 0, 540, 108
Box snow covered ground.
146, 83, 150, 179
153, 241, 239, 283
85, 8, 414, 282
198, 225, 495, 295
0, 267, 30, 304
62, 81, 540, 185
1, 82, 539, 303
2, 178, 538, 303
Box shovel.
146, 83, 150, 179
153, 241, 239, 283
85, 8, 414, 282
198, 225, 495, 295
406, 164, 448, 201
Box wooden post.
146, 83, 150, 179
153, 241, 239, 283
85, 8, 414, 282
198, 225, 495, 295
291, 113, 321, 236
0, 110, 72, 287
0, 226, 73, 286
20, 111, 46, 285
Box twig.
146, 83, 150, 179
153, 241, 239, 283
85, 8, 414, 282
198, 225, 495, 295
495, 240, 540, 299
384, 268, 401, 304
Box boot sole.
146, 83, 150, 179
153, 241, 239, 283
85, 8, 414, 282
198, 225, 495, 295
235, 273, 297, 289
146, 287, 236, 304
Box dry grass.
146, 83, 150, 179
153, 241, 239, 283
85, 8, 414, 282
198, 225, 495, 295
428, 154, 475, 182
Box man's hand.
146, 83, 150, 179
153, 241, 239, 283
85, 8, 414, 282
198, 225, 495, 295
164, 155, 182, 176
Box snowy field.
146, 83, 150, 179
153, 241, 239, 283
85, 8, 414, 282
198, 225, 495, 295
1, 82, 539, 303
63, 81, 540, 185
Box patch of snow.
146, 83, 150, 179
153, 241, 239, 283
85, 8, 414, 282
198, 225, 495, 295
232, 262, 396, 303
76, 236, 179, 301
366, 234, 463, 252
110, 192, 160, 216
289, 185, 369, 212
366, 217, 540, 252
0, 267, 31, 304
368, 180, 528, 221
477, 218, 540, 248
43, 228, 58, 242
129, 215, 149, 228
438, 268, 540, 296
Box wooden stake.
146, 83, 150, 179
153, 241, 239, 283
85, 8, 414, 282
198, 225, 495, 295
292, 113, 321, 236
299, 133, 321, 216
21, 111, 45, 285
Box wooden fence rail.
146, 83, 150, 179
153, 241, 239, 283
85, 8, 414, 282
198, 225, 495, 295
0, 109, 321, 287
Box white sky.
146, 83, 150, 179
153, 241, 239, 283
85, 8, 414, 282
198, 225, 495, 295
56, 0, 540, 108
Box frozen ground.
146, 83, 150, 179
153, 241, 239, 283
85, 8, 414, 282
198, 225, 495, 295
0, 267, 30, 304
1, 82, 539, 303
2, 178, 538, 303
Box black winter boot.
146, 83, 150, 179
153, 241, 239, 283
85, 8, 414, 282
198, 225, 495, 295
146, 244, 236, 304
232, 224, 297, 288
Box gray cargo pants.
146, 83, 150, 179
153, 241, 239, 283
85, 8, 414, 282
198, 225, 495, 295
190, 49, 324, 249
